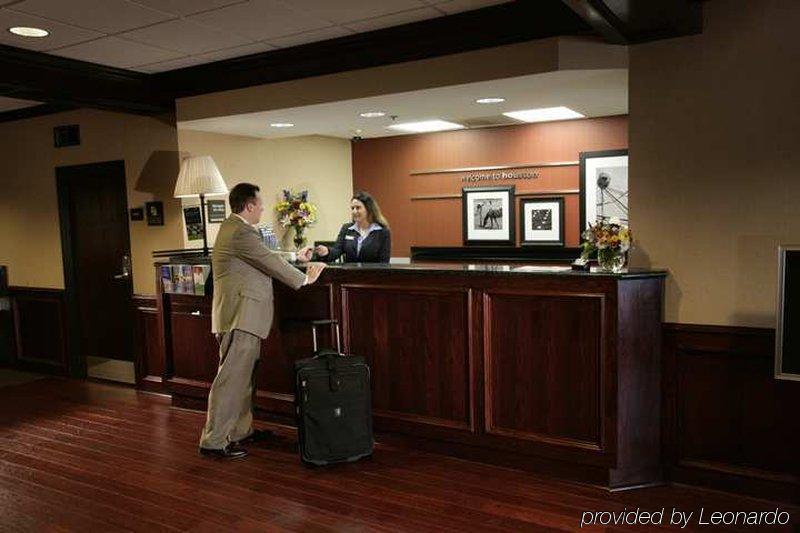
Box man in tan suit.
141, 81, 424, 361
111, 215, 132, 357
199, 182, 325, 459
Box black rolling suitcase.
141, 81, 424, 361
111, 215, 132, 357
294, 319, 373, 465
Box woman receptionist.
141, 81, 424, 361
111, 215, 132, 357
315, 191, 391, 263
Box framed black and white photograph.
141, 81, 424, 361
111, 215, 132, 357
462, 186, 515, 245
520, 197, 565, 246
579, 149, 628, 231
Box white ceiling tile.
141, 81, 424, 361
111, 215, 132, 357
286, 0, 427, 24
51, 36, 185, 68
119, 18, 252, 54
344, 7, 442, 33
435, 0, 508, 15
268, 26, 353, 49
0, 96, 42, 112
0, 8, 103, 51
129, 0, 244, 16
11, 0, 174, 33
188, 0, 331, 41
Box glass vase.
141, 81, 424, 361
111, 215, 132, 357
598, 248, 626, 273
293, 227, 306, 250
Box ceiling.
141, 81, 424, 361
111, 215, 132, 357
0, 95, 40, 111
178, 68, 628, 139
0, 0, 508, 73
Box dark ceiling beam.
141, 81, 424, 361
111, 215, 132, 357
560, 0, 703, 44
155, 0, 592, 98
0, 44, 172, 115
0, 103, 76, 123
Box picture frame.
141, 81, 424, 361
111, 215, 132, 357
145, 201, 164, 226
207, 199, 227, 223
519, 196, 565, 246
462, 186, 515, 245
183, 206, 203, 241
129, 207, 144, 221
579, 149, 629, 232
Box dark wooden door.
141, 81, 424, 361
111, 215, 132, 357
57, 161, 132, 364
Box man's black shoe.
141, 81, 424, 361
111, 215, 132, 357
232, 428, 275, 446
199, 443, 248, 459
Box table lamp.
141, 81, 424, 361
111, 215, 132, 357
174, 155, 228, 256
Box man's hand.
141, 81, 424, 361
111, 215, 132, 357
305, 262, 326, 284
315, 244, 329, 257
297, 246, 314, 263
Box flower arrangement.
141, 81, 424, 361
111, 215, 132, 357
580, 218, 633, 272
274, 189, 318, 249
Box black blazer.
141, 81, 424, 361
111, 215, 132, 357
321, 223, 391, 263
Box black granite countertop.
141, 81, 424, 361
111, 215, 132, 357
312, 262, 668, 279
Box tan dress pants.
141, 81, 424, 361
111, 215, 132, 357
199, 329, 261, 449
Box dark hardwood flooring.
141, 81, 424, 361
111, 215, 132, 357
0, 378, 796, 532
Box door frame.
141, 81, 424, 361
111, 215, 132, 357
56, 159, 130, 378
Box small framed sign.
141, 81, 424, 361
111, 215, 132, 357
129, 207, 144, 221
520, 197, 565, 246
207, 199, 227, 223
145, 201, 164, 226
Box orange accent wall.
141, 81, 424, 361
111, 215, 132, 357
352, 116, 628, 257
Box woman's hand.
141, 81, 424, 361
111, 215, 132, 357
315, 244, 329, 257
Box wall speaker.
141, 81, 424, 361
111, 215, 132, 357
53, 124, 80, 147
776, 245, 800, 380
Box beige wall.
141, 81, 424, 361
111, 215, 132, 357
629, 0, 800, 326
0, 109, 183, 295
177, 130, 352, 249
176, 37, 626, 122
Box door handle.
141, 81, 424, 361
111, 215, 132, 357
191, 310, 201, 316
113, 272, 130, 280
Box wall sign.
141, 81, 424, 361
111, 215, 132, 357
129, 207, 144, 221
145, 201, 164, 226
183, 206, 203, 241
207, 199, 227, 223
461, 170, 539, 183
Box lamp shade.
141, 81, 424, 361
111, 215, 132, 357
174, 155, 228, 198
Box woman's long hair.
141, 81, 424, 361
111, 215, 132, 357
352, 191, 389, 229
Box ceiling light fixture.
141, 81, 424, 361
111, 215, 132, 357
270, 122, 294, 128
476, 97, 505, 104
9, 26, 49, 38
359, 111, 386, 118
387, 120, 465, 133
503, 106, 584, 123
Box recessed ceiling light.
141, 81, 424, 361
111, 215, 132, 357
359, 111, 386, 118
270, 122, 294, 128
9, 26, 49, 38
387, 120, 465, 133
503, 106, 584, 123
476, 97, 505, 104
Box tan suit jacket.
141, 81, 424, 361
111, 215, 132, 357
211, 215, 306, 339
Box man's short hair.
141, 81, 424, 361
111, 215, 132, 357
229, 183, 260, 213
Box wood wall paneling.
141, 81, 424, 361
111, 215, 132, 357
10, 288, 68, 374
341, 284, 473, 432
663, 324, 800, 501
352, 116, 628, 256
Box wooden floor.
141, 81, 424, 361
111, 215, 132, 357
0, 379, 796, 532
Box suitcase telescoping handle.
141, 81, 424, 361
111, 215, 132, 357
310, 319, 341, 354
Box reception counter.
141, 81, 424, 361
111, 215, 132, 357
149, 260, 666, 489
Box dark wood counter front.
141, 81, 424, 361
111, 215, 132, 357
152, 262, 666, 489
